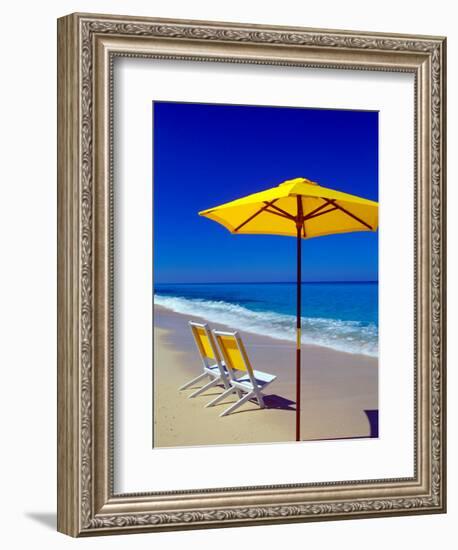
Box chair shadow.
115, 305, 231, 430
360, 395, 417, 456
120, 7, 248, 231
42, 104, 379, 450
221, 394, 296, 416
185, 387, 376, 433
263, 394, 296, 411
364, 409, 379, 438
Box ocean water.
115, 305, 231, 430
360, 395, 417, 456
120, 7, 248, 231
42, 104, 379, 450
154, 282, 378, 357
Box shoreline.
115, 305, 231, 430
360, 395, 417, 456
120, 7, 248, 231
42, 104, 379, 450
154, 303, 377, 360
153, 304, 378, 448
154, 290, 378, 359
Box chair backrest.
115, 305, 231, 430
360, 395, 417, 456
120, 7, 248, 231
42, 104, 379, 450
189, 322, 222, 367
212, 331, 255, 383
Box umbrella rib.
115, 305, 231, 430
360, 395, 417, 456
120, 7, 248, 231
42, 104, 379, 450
302, 199, 336, 221
232, 195, 372, 233
302, 201, 342, 236
264, 208, 294, 220
233, 199, 278, 232
305, 205, 339, 220
265, 203, 296, 220
333, 202, 373, 230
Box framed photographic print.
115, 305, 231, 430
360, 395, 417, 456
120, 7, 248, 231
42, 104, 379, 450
57, 13, 446, 536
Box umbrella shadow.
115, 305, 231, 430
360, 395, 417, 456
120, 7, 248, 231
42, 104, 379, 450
305, 409, 379, 442
364, 409, 379, 438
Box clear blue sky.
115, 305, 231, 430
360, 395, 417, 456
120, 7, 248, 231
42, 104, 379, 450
153, 101, 378, 283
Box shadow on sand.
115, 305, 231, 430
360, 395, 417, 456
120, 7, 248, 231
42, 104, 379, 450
263, 394, 296, 411
188, 385, 295, 413
220, 393, 296, 416
364, 409, 379, 438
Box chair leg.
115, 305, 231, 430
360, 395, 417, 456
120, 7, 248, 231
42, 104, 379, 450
205, 386, 237, 408
178, 372, 207, 391
255, 391, 265, 409
220, 391, 254, 417
188, 377, 220, 398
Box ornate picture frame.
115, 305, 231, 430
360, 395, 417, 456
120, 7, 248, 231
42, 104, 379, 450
57, 12, 446, 536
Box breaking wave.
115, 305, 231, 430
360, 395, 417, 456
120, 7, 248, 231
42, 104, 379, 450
154, 294, 378, 357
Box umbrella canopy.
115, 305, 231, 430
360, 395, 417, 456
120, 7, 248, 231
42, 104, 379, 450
199, 177, 378, 238
199, 177, 378, 441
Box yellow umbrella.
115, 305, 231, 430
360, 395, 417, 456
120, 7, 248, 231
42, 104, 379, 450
199, 177, 378, 440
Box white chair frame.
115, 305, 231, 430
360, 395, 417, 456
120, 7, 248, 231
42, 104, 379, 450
179, 322, 230, 400
212, 330, 276, 417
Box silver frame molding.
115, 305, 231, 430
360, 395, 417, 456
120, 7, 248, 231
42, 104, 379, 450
57, 12, 446, 537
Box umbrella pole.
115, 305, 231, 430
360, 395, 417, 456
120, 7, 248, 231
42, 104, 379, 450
296, 224, 302, 442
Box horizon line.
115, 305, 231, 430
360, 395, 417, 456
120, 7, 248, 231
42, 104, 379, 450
154, 280, 379, 285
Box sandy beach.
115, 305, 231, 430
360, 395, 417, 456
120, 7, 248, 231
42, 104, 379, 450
153, 304, 378, 448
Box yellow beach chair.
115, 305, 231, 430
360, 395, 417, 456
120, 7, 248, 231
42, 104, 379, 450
179, 322, 230, 399
212, 330, 277, 417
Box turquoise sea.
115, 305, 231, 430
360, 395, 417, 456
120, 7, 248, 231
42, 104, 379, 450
154, 282, 378, 357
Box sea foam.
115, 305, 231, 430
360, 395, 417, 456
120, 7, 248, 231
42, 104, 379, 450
154, 294, 378, 357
